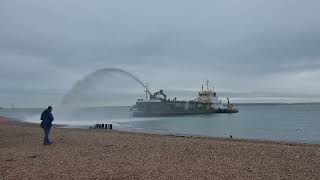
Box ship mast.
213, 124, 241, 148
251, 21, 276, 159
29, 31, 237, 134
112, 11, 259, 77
143, 82, 153, 99
145, 83, 149, 99
206, 80, 209, 91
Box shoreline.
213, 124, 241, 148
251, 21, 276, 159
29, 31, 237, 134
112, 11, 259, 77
1, 116, 320, 179
1, 116, 319, 146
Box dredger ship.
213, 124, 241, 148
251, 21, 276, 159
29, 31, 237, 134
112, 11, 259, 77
131, 81, 238, 117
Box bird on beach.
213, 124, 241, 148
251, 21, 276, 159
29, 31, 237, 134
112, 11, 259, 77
229, 134, 233, 139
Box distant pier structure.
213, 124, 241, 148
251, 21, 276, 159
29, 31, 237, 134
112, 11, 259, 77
90, 123, 113, 130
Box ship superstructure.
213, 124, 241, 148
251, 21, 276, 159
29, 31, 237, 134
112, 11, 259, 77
130, 81, 238, 117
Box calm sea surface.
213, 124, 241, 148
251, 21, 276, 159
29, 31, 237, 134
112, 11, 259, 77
1, 103, 320, 143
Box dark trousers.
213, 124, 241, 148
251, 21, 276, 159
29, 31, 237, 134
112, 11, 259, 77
43, 127, 51, 144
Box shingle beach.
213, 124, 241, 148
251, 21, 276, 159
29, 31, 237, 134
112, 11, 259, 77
1, 116, 320, 179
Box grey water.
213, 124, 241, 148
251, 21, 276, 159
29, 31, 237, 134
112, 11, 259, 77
1, 103, 320, 144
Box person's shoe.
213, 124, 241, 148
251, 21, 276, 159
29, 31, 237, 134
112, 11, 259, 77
43, 142, 51, 145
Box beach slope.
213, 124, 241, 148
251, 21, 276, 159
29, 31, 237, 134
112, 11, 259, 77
1, 118, 320, 179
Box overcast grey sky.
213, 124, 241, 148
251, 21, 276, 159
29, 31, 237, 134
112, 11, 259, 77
1, 0, 320, 107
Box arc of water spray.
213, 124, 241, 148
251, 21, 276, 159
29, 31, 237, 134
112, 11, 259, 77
59, 68, 148, 109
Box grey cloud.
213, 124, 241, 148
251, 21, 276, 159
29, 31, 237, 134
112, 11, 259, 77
0, 0, 320, 106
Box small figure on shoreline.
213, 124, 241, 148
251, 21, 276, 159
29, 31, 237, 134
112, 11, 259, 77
40, 106, 54, 145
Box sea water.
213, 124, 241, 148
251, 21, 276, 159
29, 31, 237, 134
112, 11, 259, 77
1, 103, 320, 143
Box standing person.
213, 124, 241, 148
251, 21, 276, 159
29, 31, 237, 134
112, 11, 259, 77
40, 106, 54, 145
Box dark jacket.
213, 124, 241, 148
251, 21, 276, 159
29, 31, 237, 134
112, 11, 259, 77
40, 109, 54, 128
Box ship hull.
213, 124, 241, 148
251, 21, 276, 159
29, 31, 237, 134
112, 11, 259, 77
131, 101, 238, 117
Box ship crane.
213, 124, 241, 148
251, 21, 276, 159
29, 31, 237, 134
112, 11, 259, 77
143, 84, 167, 100
152, 89, 167, 100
